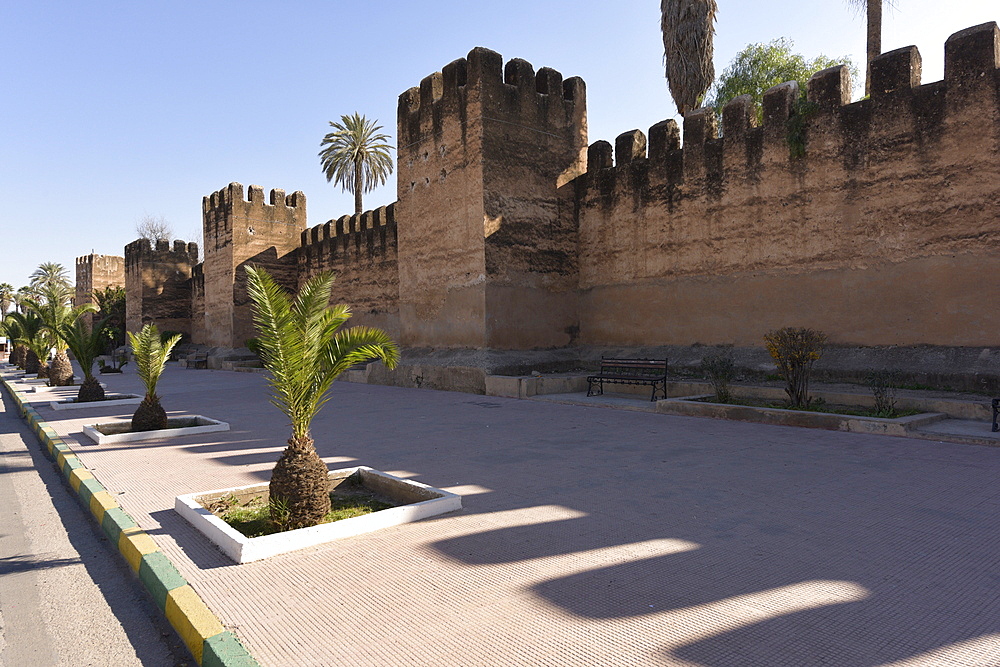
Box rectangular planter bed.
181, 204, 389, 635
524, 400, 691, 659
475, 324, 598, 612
50, 394, 143, 411
657, 395, 947, 436
175, 467, 462, 563
82, 415, 230, 445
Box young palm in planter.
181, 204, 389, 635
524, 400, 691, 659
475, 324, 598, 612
246, 266, 399, 530
7, 311, 48, 376
59, 317, 110, 402
26, 285, 95, 386
127, 324, 182, 431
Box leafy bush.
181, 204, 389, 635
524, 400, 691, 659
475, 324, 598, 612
701, 351, 736, 403
764, 327, 827, 408
866, 368, 901, 418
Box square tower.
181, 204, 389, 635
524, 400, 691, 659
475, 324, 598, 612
395, 48, 587, 350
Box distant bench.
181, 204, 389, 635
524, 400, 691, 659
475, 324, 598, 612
587, 358, 668, 402
187, 353, 208, 369
992, 399, 999, 432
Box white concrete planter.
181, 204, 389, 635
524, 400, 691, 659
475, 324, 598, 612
50, 394, 143, 411
175, 467, 462, 564
82, 415, 230, 445
31, 382, 107, 394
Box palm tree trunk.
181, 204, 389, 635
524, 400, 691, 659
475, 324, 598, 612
865, 0, 882, 96
354, 159, 363, 214
269, 435, 331, 529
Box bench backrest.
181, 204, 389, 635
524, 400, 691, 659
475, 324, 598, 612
599, 358, 668, 378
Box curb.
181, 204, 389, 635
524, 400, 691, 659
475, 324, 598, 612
1, 374, 259, 667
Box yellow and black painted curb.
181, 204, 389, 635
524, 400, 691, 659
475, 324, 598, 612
1, 376, 259, 667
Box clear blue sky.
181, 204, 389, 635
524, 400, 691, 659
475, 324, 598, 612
1, 0, 994, 290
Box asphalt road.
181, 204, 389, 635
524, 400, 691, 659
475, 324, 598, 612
0, 388, 190, 667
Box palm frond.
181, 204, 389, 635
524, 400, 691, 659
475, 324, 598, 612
661, 0, 719, 116
127, 324, 180, 398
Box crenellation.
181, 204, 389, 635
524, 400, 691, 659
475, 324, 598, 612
722, 95, 756, 138
944, 21, 1000, 82
535, 67, 563, 96
587, 141, 612, 172
615, 130, 646, 165
248, 184, 265, 202
648, 119, 681, 159
807, 65, 852, 109
762, 81, 799, 127
504, 58, 535, 91
871, 46, 922, 96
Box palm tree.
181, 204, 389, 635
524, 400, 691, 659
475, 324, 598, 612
1, 317, 25, 367
127, 324, 182, 431
660, 0, 719, 116
6, 311, 48, 376
0, 283, 14, 319
319, 113, 394, 215
15, 286, 33, 314
246, 266, 399, 529
60, 317, 110, 402
29, 262, 72, 293
847, 0, 893, 96
24, 284, 93, 386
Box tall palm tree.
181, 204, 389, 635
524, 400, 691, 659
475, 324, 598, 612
24, 284, 93, 386
246, 266, 399, 529
15, 286, 33, 314
127, 324, 182, 431
660, 0, 719, 116
0, 283, 14, 319
319, 113, 394, 215
60, 317, 110, 402
29, 262, 72, 293
847, 0, 893, 96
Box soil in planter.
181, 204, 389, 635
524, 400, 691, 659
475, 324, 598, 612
95, 416, 203, 435
207, 485, 397, 538
694, 396, 922, 419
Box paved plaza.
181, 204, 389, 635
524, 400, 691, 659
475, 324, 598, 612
9, 365, 1000, 666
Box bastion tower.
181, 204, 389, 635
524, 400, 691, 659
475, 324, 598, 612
395, 47, 588, 350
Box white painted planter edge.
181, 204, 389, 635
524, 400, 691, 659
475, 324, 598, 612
174, 467, 463, 564
82, 416, 230, 445
50, 395, 143, 411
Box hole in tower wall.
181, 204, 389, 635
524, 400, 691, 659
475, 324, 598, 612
440, 169, 447, 181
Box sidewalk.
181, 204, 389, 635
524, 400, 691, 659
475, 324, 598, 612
7, 364, 1000, 666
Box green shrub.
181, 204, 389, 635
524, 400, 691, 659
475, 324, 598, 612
701, 351, 736, 403
764, 327, 827, 408
866, 368, 901, 418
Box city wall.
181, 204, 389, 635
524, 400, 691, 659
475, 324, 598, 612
569, 24, 1000, 348
124, 239, 199, 336
75, 253, 125, 328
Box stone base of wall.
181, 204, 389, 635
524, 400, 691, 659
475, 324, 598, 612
339, 344, 1000, 395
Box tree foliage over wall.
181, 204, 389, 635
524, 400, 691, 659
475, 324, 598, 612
706, 39, 859, 124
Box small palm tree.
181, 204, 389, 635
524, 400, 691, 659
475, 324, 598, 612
6, 311, 48, 376
24, 284, 93, 386
246, 266, 399, 529
319, 113, 394, 215
1, 317, 25, 367
127, 324, 182, 431
60, 317, 110, 402
660, 0, 719, 116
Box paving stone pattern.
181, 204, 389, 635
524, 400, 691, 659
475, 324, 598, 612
27, 366, 1000, 666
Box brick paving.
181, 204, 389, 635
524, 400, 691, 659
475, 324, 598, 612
18, 366, 1000, 666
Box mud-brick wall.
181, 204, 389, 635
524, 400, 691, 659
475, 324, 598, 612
298, 204, 400, 341
124, 239, 198, 336
569, 23, 1000, 348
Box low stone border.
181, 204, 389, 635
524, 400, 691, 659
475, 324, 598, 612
176, 467, 463, 564
83, 416, 230, 445
656, 394, 947, 436
1, 376, 259, 667
49, 394, 143, 411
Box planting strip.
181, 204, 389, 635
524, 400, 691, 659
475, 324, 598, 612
1, 376, 259, 667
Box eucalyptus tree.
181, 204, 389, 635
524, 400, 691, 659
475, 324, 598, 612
246, 266, 399, 529
319, 113, 394, 215
127, 324, 182, 431
660, 0, 719, 115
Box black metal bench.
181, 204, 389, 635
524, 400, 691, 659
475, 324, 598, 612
992, 398, 999, 432
587, 358, 668, 401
